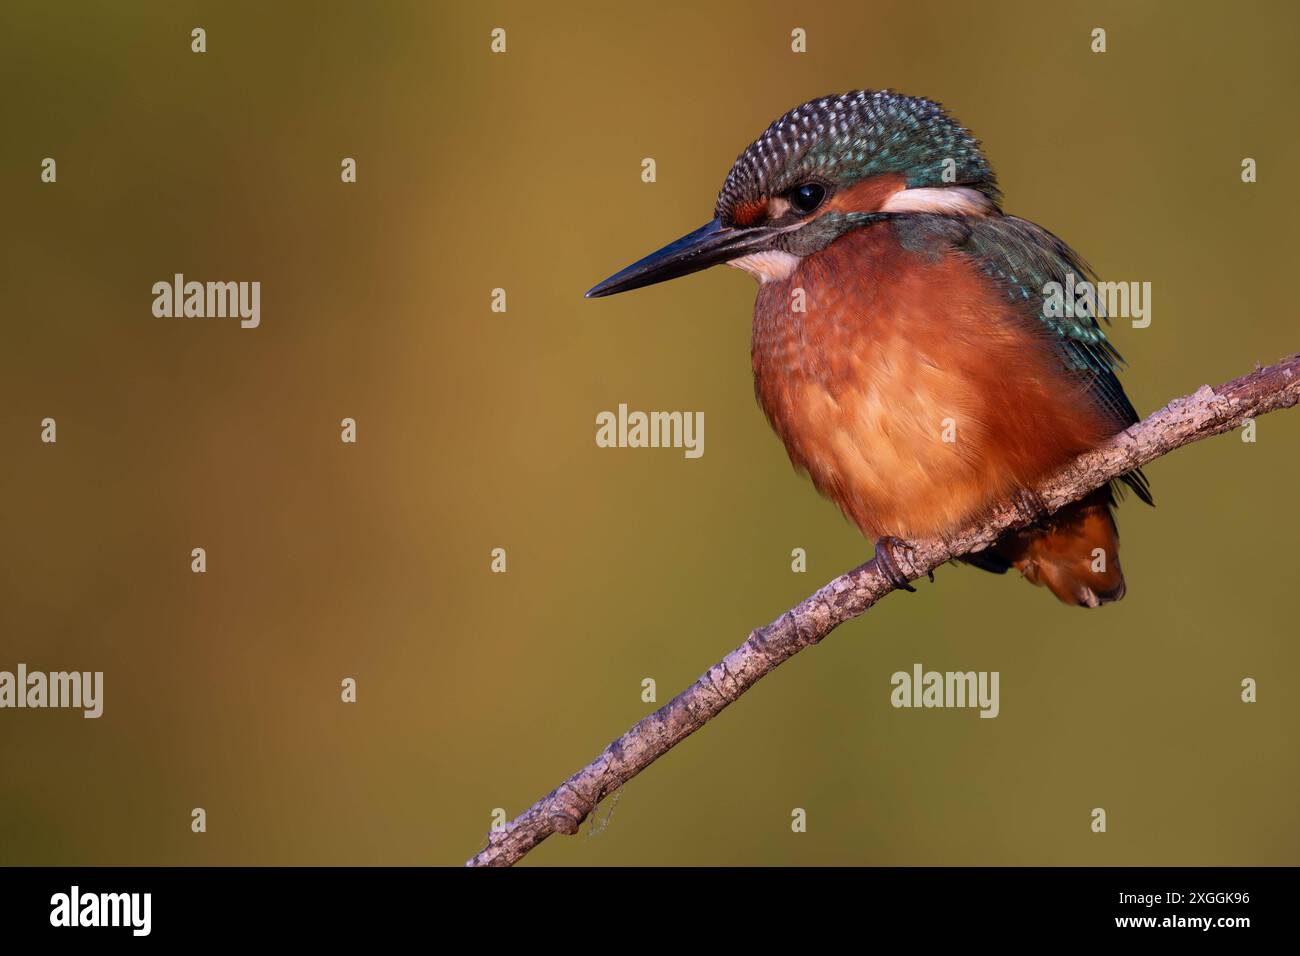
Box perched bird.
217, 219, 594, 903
587, 90, 1151, 607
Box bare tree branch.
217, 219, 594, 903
466, 354, 1300, 867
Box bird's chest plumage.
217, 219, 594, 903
750, 226, 1111, 539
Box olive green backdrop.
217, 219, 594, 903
1, 0, 1296, 866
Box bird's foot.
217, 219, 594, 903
875, 536, 918, 593
1012, 488, 1050, 527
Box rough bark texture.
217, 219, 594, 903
466, 354, 1300, 867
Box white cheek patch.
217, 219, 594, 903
727, 249, 801, 283
879, 186, 995, 216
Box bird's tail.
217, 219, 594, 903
991, 488, 1127, 607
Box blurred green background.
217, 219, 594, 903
1, 0, 1296, 866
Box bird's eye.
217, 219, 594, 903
790, 182, 826, 214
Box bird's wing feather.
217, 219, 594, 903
893, 213, 1153, 505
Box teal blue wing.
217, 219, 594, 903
895, 214, 1153, 505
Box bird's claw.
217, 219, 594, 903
875, 536, 918, 592
1013, 488, 1050, 526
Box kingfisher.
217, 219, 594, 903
587, 90, 1151, 607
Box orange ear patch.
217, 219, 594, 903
824, 172, 907, 214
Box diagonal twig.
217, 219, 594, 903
467, 354, 1300, 867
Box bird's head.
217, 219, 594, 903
586, 90, 999, 297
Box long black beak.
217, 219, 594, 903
585, 218, 780, 298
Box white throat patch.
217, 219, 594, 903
727, 249, 801, 283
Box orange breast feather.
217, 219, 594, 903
750, 226, 1113, 539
